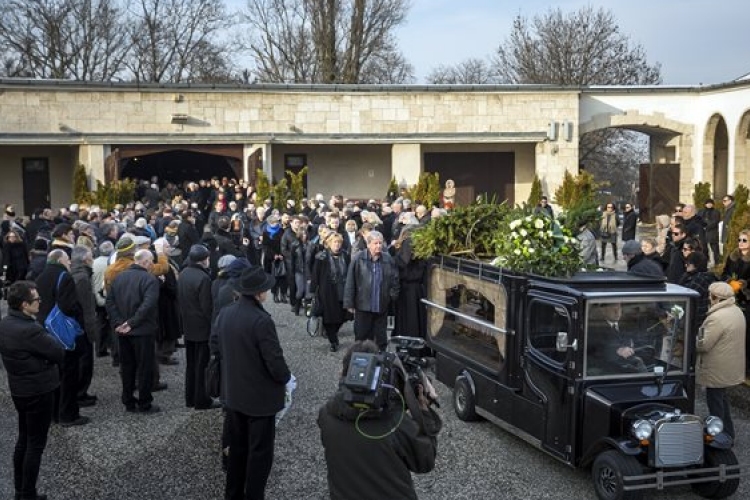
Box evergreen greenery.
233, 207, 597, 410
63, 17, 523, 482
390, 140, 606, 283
554, 171, 597, 210
410, 172, 441, 207
272, 178, 288, 211
386, 176, 399, 200
722, 184, 750, 264
255, 169, 271, 204
692, 181, 712, 208
73, 164, 93, 205
527, 174, 543, 207
287, 166, 308, 211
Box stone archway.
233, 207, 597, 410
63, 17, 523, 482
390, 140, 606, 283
703, 114, 729, 197
735, 110, 750, 189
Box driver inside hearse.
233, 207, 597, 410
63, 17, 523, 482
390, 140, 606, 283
586, 299, 687, 376
587, 302, 649, 375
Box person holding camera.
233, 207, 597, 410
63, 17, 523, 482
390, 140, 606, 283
317, 340, 441, 500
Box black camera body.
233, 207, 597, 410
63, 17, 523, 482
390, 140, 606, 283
342, 336, 431, 411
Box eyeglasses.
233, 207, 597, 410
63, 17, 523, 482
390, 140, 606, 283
28, 297, 41, 303
739, 238, 749, 243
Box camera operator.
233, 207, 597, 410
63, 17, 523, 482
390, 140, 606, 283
317, 340, 442, 500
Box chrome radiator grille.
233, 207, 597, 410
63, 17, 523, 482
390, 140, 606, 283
654, 416, 704, 467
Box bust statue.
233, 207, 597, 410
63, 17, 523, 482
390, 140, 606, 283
443, 179, 456, 209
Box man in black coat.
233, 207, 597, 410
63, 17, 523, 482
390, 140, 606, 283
699, 199, 721, 265
281, 216, 302, 312
35, 249, 89, 427
317, 340, 441, 500
106, 249, 161, 413
621, 203, 637, 242
0, 281, 65, 500
177, 244, 215, 410
666, 224, 689, 284
214, 266, 291, 500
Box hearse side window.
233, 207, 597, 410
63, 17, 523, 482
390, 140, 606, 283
528, 301, 569, 364
437, 284, 502, 367
585, 299, 688, 377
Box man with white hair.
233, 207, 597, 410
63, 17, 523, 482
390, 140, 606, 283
343, 230, 400, 351
106, 249, 161, 414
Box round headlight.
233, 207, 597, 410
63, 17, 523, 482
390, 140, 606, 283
632, 420, 653, 441
705, 416, 724, 436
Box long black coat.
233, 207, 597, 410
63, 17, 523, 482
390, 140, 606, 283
158, 260, 182, 342
215, 295, 290, 416
177, 263, 213, 342
0, 310, 65, 397
393, 238, 428, 338
35, 262, 83, 326
2, 240, 29, 283
621, 209, 637, 241
106, 265, 160, 337
311, 250, 350, 325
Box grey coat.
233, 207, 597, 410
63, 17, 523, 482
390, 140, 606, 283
697, 298, 746, 388
343, 250, 400, 314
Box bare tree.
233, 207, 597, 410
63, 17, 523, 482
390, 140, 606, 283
426, 58, 498, 84
240, 0, 413, 84
493, 6, 661, 199
494, 7, 661, 86
0, 0, 130, 80
127, 0, 230, 83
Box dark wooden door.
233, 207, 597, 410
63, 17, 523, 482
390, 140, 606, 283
424, 152, 515, 205
638, 163, 679, 223
22, 158, 51, 215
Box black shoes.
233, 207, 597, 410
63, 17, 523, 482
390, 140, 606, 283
60, 416, 90, 427
127, 404, 161, 414
16, 494, 48, 500
195, 400, 223, 411
78, 394, 97, 407
159, 357, 179, 366
329, 342, 339, 352
153, 382, 168, 392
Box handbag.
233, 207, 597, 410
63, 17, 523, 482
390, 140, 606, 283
44, 272, 84, 350
205, 354, 221, 399
272, 259, 286, 278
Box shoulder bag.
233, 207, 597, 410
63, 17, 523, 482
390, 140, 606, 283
44, 272, 84, 350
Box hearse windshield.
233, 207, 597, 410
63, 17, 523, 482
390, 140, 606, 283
585, 298, 689, 378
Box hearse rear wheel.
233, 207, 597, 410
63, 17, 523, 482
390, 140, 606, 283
690, 448, 739, 499
592, 450, 644, 500
453, 376, 479, 421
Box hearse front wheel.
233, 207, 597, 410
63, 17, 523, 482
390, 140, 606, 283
691, 448, 739, 499
453, 376, 479, 421
591, 450, 644, 500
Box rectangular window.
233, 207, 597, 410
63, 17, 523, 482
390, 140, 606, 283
585, 299, 688, 378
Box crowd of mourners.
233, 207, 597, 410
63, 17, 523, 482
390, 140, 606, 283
0, 175, 748, 500
0, 176, 446, 500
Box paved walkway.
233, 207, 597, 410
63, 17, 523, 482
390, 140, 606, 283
2, 266, 749, 500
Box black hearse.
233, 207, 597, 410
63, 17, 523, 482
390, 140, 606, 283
423, 256, 744, 500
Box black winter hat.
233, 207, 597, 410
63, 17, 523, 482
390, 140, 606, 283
188, 244, 210, 262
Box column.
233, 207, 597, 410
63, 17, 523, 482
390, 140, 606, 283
391, 144, 421, 187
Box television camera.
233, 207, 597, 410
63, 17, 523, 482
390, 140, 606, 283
342, 336, 436, 411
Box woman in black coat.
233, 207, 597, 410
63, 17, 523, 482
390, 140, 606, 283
3, 230, 29, 284
261, 215, 285, 302
392, 226, 428, 342
310, 233, 350, 352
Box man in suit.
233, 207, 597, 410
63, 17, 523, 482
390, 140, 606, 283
214, 266, 291, 500
587, 302, 645, 375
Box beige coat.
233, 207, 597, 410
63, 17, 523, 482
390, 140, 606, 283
696, 298, 746, 388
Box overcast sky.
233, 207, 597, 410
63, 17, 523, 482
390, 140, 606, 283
228, 0, 749, 85
397, 0, 749, 84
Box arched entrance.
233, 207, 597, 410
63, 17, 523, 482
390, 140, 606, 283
703, 114, 729, 197
735, 110, 750, 188
110, 144, 243, 185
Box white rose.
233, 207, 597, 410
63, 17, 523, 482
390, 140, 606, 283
514, 249, 521, 255
534, 218, 544, 229
509, 219, 522, 230
523, 239, 530, 246
510, 231, 518, 239
519, 228, 528, 237
528, 247, 535, 253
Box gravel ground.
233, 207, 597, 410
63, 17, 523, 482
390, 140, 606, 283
1, 294, 749, 500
